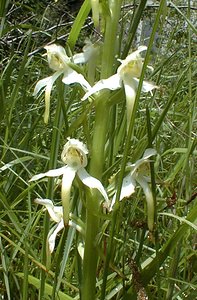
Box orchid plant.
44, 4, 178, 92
30, 1, 160, 299
30, 138, 109, 225
2, 0, 194, 299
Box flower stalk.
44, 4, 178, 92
81, 1, 122, 299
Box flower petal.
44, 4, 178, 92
61, 166, 76, 225
117, 46, 147, 78
29, 166, 67, 182
77, 241, 84, 260
33, 70, 63, 123
130, 148, 157, 177
118, 46, 147, 66
122, 77, 136, 131
61, 138, 88, 169
82, 74, 122, 101
62, 68, 91, 90
73, 40, 100, 64
34, 198, 63, 222
77, 168, 110, 208
131, 78, 158, 94
141, 80, 158, 93
48, 219, 64, 253
136, 175, 154, 231
142, 148, 157, 159
72, 52, 87, 64
44, 70, 63, 123
110, 174, 136, 210
44, 44, 69, 71
33, 76, 52, 97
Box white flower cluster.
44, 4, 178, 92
31, 42, 158, 252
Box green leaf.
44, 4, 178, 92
123, 203, 197, 299
16, 273, 74, 300
159, 212, 197, 231
67, 0, 91, 51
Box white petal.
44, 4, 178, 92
77, 241, 84, 260
33, 70, 63, 124
110, 174, 136, 210
33, 76, 52, 97
136, 175, 154, 231
118, 46, 147, 65
130, 148, 157, 177
62, 68, 91, 90
61, 138, 88, 168
141, 80, 158, 93
73, 41, 99, 64
82, 74, 122, 100
131, 78, 158, 94
142, 148, 157, 159
33, 71, 62, 97
73, 52, 87, 64
29, 166, 67, 182
77, 168, 110, 207
44, 71, 63, 123
122, 77, 136, 131
34, 198, 63, 222
44, 44, 69, 71
61, 166, 76, 225
48, 220, 64, 253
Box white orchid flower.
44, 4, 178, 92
82, 46, 158, 129
110, 148, 157, 231
30, 138, 109, 225
33, 44, 91, 123
34, 198, 83, 253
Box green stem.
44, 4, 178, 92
101, 1, 167, 298
81, 2, 122, 298
101, 0, 122, 79
81, 99, 110, 300
90, 100, 110, 177
81, 192, 100, 300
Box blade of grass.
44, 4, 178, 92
0, 237, 11, 300
123, 202, 197, 299
17, 273, 74, 300
67, 0, 91, 51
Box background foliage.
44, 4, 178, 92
0, 0, 196, 299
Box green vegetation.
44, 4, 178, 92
0, 0, 196, 299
